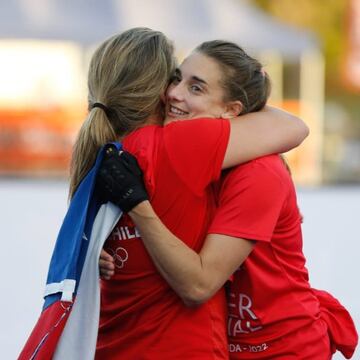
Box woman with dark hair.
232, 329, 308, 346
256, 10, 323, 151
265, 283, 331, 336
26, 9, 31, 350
99, 40, 357, 359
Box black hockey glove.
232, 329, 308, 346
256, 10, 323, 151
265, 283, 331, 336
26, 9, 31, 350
96, 146, 149, 212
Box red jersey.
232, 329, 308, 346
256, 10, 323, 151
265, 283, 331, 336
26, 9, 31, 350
96, 118, 230, 359
209, 155, 323, 358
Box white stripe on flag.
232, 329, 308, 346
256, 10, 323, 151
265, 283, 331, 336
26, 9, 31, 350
44, 279, 77, 302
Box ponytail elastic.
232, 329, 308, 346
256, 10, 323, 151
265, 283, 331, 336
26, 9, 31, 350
91, 102, 112, 118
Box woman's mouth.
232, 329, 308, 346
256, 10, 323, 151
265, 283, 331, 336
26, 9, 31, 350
168, 105, 189, 117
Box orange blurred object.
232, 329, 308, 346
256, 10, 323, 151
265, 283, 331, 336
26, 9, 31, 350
0, 106, 85, 177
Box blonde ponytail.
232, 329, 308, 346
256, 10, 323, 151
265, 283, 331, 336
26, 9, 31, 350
68, 28, 175, 199
69, 108, 116, 199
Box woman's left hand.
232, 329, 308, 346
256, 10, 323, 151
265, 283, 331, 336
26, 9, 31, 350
99, 249, 115, 280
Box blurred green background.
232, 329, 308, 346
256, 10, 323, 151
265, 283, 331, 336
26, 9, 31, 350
254, 0, 360, 183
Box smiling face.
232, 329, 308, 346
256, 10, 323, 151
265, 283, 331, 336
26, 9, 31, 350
164, 51, 232, 123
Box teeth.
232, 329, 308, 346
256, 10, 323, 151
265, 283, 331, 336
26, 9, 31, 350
170, 105, 187, 115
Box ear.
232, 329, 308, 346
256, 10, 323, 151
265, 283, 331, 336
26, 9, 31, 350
220, 101, 243, 119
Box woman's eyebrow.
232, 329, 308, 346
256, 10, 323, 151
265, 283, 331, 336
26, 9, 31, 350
192, 75, 207, 85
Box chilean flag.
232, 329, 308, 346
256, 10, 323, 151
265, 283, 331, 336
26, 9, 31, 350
18, 143, 123, 360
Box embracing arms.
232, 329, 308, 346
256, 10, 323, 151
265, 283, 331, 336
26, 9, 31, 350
97, 150, 255, 306
99, 201, 254, 306
223, 105, 308, 168
127, 202, 254, 306
97, 106, 306, 303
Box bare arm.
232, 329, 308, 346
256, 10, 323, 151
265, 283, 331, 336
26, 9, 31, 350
223, 106, 309, 169
129, 201, 255, 307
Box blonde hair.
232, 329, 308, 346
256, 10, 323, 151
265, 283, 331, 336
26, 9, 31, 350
69, 28, 175, 199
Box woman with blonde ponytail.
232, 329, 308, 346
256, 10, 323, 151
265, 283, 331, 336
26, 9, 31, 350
66, 28, 308, 359
69, 28, 175, 199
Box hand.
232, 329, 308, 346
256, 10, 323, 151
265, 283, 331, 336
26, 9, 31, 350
96, 146, 149, 212
99, 249, 115, 280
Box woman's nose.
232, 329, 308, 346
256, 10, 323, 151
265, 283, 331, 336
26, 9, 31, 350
166, 82, 184, 102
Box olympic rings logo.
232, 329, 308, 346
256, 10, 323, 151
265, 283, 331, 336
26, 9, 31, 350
106, 247, 129, 269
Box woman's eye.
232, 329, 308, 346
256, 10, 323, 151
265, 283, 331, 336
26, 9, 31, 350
190, 84, 202, 93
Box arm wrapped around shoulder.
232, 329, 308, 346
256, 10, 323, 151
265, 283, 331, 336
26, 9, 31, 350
96, 146, 149, 212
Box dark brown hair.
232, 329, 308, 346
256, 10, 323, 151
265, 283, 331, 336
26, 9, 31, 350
197, 40, 292, 172
196, 40, 271, 115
